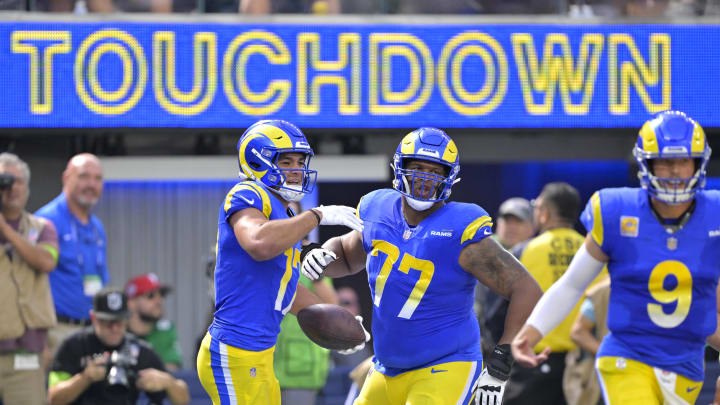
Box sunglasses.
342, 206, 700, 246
142, 290, 166, 300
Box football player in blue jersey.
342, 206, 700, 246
300, 127, 545, 405
196, 120, 367, 405
512, 110, 720, 405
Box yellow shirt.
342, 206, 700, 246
518, 228, 606, 353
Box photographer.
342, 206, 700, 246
48, 287, 189, 405
0, 152, 59, 405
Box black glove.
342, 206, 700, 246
487, 344, 514, 381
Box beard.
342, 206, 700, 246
139, 311, 160, 323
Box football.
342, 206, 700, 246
297, 304, 367, 351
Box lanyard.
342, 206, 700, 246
70, 218, 103, 273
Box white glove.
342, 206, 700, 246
473, 368, 507, 405
337, 316, 371, 355
301, 248, 337, 280
313, 205, 364, 232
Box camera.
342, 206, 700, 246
106, 341, 140, 388
0, 173, 13, 190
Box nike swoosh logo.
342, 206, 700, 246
430, 368, 448, 374
238, 195, 255, 205
483, 229, 492, 235
687, 386, 699, 393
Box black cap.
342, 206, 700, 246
93, 287, 130, 321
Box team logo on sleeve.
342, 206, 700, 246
620, 216, 639, 237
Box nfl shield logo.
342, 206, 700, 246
249, 367, 257, 377
403, 230, 412, 240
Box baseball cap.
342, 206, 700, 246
93, 287, 130, 320
498, 197, 533, 223
125, 273, 171, 299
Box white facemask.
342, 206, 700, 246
405, 196, 435, 211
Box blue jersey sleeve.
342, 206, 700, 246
581, 190, 611, 255
581, 189, 635, 256
457, 203, 494, 248
223, 182, 272, 221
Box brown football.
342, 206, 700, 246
297, 304, 366, 350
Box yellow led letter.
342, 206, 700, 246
222, 31, 291, 116
438, 31, 508, 116
296, 32, 360, 115
369, 33, 433, 115
75, 29, 147, 115
512, 33, 603, 115
608, 33, 671, 114
11, 31, 71, 114
153, 32, 217, 116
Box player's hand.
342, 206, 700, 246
511, 335, 550, 368
474, 343, 513, 405
473, 368, 506, 405
313, 205, 363, 232
337, 316, 370, 355
301, 248, 337, 280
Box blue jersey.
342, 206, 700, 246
209, 181, 301, 351
35, 193, 109, 321
581, 188, 720, 381
358, 189, 491, 376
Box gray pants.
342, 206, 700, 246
281, 388, 318, 405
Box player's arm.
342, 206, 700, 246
289, 283, 323, 315
301, 230, 367, 280
312, 279, 339, 305
511, 234, 608, 366
706, 282, 720, 351
459, 236, 542, 346
570, 309, 600, 355
230, 208, 320, 261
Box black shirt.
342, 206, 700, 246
52, 327, 167, 405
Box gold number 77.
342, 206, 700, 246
371, 240, 435, 319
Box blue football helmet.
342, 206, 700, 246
633, 110, 711, 205
237, 120, 317, 200
391, 127, 460, 203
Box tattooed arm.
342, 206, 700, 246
459, 237, 543, 345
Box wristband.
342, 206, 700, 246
299, 242, 323, 263
309, 209, 322, 225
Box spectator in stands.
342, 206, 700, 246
494, 197, 535, 250
274, 201, 339, 405
36, 153, 109, 360
564, 277, 610, 405
392, 0, 481, 13
48, 287, 189, 405
503, 182, 605, 405
85, 0, 171, 12
0, 153, 59, 405
476, 197, 535, 354
126, 273, 183, 372
239, 0, 338, 13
